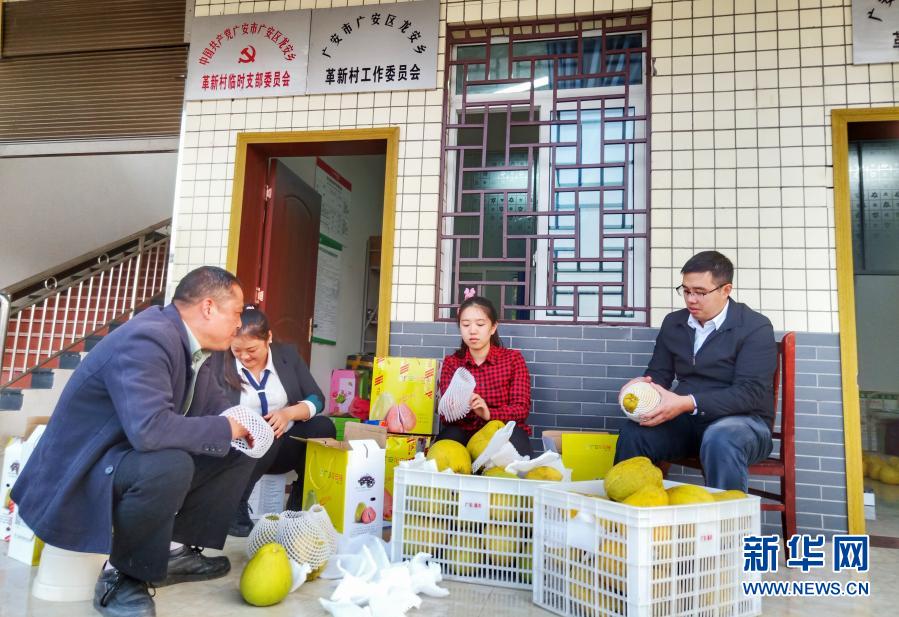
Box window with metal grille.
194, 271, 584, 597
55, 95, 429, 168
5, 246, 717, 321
437, 13, 651, 325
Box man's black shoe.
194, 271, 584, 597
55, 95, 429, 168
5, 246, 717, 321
93, 569, 155, 617
228, 499, 254, 537
157, 546, 231, 587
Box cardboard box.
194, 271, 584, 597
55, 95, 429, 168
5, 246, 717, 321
2, 416, 50, 544
541, 430, 618, 481
5, 423, 48, 565
328, 369, 359, 416
302, 422, 385, 537
370, 357, 438, 435
383, 434, 429, 522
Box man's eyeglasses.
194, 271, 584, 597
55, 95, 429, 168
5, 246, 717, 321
675, 284, 725, 299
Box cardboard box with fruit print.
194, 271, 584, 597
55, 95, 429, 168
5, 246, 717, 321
301, 422, 385, 537
369, 357, 438, 436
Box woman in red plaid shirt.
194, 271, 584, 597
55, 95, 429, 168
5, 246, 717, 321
435, 294, 534, 457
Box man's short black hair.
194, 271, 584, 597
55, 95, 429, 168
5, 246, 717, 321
173, 266, 240, 305
681, 251, 734, 285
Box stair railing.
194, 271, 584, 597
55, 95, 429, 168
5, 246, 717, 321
0, 220, 171, 387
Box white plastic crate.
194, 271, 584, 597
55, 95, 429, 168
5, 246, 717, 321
390, 466, 546, 589
533, 480, 762, 617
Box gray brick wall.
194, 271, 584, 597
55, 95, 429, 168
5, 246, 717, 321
390, 321, 847, 537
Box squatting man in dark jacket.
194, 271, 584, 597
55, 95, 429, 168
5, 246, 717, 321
12, 266, 256, 617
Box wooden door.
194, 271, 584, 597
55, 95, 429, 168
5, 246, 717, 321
258, 160, 321, 363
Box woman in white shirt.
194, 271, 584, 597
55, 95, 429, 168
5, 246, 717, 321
219, 306, 335, 536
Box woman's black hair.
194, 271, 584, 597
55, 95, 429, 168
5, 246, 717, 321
222, 305, 271, 391
454, 295, 503, 358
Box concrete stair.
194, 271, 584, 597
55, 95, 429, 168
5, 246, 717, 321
0, 301, 158, 415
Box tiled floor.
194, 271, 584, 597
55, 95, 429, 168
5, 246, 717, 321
1, 537, 896, 617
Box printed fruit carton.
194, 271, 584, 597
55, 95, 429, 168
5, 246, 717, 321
369, 357, 438, 436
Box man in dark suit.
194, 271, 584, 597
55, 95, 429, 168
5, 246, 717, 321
614, 251, 776, 491
12, 266, 255, 617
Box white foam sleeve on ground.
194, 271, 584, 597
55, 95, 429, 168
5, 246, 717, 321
318, 536, 448, 617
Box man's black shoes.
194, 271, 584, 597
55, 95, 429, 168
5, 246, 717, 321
93, 569, 155, 617
157, 545, 231, 587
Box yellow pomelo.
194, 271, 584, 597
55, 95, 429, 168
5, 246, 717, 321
622, 484, 669, 507
595, 534, 672, 599
713, 490, 748, 501
402, 514, 447, 555
667, 485, 715, 505
622, 392, 639, 413
426, 440, 472, 474
597, 539, 628, 594
486, 524, 520, 567
483, 467, 517, 479
488, 486, 533, 523
604, 457, 663, 502
519, 555, 533, 584
525, 466, 563, 481
869, 460, 884, 481
880, 465, 899, 485
240, 543, 292, 607
568, 550, 599, 612
306, 563, 327, 582
447, 523, 484, 576
467, 420, 505, 460
406, 485, 458, 517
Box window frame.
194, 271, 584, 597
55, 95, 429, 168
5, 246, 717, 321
435, 13, 652, 325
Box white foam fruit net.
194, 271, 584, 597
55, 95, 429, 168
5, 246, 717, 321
248, 506, 338, 571
619, 380, 662, 422
437, 367, 476, 422
221, 405, 274, 458
278, 505, 338, 569
247, 512, 282, 557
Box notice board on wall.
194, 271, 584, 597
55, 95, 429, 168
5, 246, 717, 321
852, 0, 899, 64
315, 157, 351, 247
312, 239, 342, 346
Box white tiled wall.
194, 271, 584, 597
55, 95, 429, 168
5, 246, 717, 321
171, 0, 889, 333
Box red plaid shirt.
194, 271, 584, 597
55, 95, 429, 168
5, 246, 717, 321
439, 345, 532, 435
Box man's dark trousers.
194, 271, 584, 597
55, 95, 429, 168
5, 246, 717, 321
614, 413, 773, 491
110, 448, 255, 583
